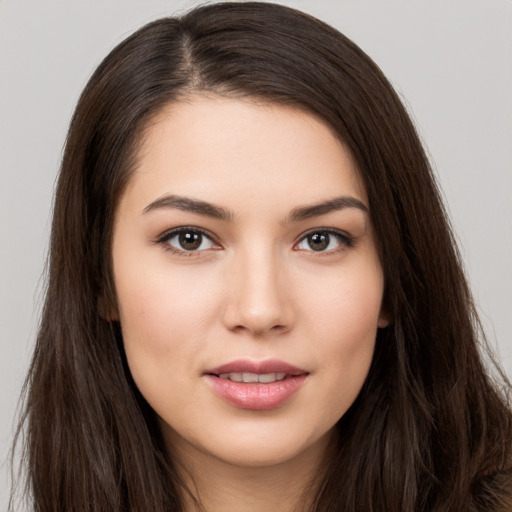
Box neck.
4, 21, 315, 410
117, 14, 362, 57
169, 433, 331, 512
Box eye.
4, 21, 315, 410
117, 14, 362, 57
295, 230, 352, 253
157, 228, 218, 253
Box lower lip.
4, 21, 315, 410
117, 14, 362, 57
205, 374, 308, 410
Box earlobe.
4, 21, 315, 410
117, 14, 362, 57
377, 317, 389, 328
377, 299, 391, 328
98, 296, 119, 322
377, 310, 391, 328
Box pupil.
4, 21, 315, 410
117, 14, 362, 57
308, 232, 329, 251
179, 232, 202, 250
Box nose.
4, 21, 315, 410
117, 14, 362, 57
222, 247, 294, 337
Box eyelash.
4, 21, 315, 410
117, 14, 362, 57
294, 229, 354, 254
154, 227, 354, 256
155, 226, 220, 256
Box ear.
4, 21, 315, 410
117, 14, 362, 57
98, 295, 119, 322
377, 316, 389, 328
377, 306, 391, 328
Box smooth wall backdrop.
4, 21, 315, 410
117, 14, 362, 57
1, 0, 511, 507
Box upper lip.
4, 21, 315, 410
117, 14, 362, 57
205, 359, 308, 376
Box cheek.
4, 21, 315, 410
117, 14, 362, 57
297, 262, 383, 409
317, 302, 378, 388
300, 259, 383, 343
114, 264, 221, 384
116, 257, 218, 333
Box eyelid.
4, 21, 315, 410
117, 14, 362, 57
154, 226, 354, 256
293, 228, 354, 252
155, 226, 222, 254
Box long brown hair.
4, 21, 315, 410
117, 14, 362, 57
11, 2, 512, 511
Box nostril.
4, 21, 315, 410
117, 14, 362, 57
229, 322, 289, 337
221, 278, 294, 335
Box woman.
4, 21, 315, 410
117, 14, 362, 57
11, 2, 512, 511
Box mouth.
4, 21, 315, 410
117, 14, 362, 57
216, 372, 288, 383
205, 358, 308, 377
204, 359, 309, 410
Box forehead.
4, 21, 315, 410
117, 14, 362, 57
121, 95, 367, 215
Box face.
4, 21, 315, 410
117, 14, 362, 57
111, 96, 386, 471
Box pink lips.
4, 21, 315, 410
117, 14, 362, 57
204, 359, 309, 410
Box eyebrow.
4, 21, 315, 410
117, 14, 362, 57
142, 194, 368, 222
143, 194, 235, 221
287, 196, 368, 223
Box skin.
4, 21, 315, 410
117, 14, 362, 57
111, 95, 387, 511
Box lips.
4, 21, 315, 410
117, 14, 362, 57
204, 359, 309, 410
218, 372, 287, 383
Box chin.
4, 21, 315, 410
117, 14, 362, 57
165, 419, 334, 471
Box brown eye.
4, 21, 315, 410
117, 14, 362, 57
295, 230, 353, 253
178, 231, 202, 250
307, 232, 330, 251
163, 229, 216, 252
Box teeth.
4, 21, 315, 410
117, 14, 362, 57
218, 372, 287, 383
243, 373, 259, 383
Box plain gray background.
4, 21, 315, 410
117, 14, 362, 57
1, 0, 511, 507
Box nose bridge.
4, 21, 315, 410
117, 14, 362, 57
223, 241, 292, 335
